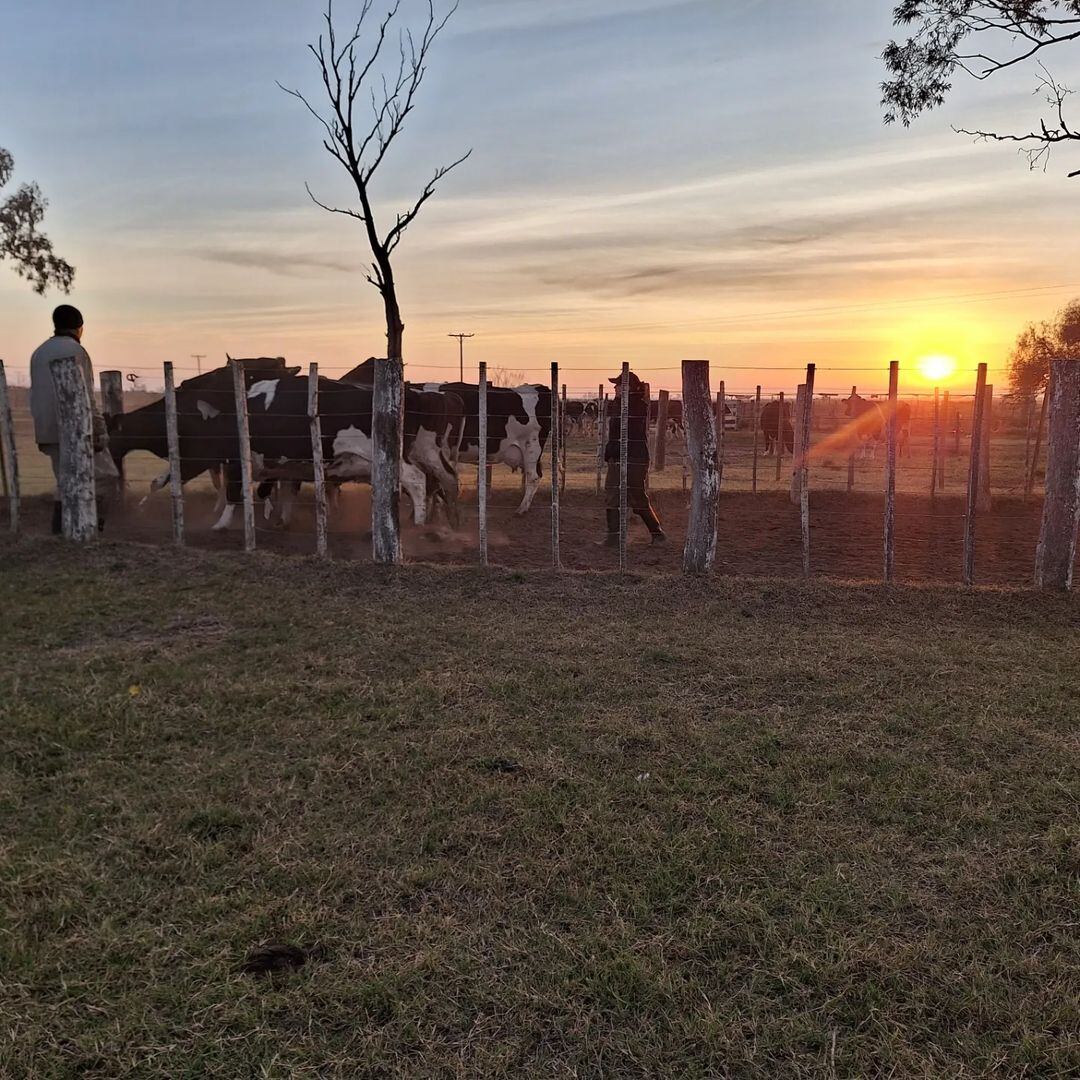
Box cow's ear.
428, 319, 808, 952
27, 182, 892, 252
286, 366, 301, 376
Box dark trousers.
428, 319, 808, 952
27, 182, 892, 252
604, 462, 662, 535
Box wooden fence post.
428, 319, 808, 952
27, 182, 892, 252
789, 383, 807, 506
478, 361, 489, 567
681, 360, 719, 574
775, 391, 785, 482
100, 370, 125, 495
308, 362, 328, 559
846, 384, 857, 493
884, 361, 899, 584
229, 359, 256, 553
938, 390, 949, 489
798, 366, 815, 576
930, 386, 941, 498
716, 381, 726, 490
371, 357, 403, 564
1025, 389, 1049, 499
162, 362, 185, 547
619, 361, 629, 570
551, 362, 560, 570
654, 389, 669, 471
953, 410, 962, 456
49, 356, 97, 541
977, 383, 993, 512
596, 387, 606, 494
0, 360, 20, 534
560, 382, 568, 495
963, 363, 988, 585
751, 384, 761, 494
1034, 359, 1080, 590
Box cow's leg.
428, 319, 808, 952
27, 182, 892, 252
410, 427, 460, 528
400, 460, 428, 525
515, 437, 543, 515
212, 462, 243, 531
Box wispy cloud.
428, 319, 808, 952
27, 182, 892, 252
193, 247, 357, 277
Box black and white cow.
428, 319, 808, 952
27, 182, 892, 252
419, 381, 552, 515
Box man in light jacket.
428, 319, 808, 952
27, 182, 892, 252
30, 304, 112, 533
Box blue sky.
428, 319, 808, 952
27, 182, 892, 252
2, 0, 1079, 393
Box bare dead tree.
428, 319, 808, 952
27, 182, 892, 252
0, 147, 75, 294
281, 0, 470, 359
882, 1, 1080, 177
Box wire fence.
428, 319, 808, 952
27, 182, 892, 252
1, 358, 1068, 588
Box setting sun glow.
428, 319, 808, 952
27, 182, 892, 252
917, 354, 958, 383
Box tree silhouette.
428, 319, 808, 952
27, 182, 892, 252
0, 147, 75, 294
882, 1, 1080, 177
281, 0, 470, 361
1009, 299, 1080, 396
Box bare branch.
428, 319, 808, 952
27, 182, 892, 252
384, 148, 472, 254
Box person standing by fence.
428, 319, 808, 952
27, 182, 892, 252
30, 305, 115, 533
601, 368, 666, 546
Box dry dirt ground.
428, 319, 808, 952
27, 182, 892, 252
13, 480, 1060, 588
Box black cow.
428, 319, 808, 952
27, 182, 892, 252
191, 372, 460, 529
759, 399, 794, 455
419, 380, 552, 515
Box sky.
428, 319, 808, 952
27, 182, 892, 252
2, 0, 1079, 395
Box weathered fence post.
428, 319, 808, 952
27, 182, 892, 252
50, 356, 97, 541
1034, 359, 1080, 590
751, 384, 761, 493
308, 362, 328, 559
560, 382, 568, 495
619, 361, 629, 570
229, 359, 257, 553
846, 384, 857, 493
938, 390, 949, 490
654, 389, 669, 471
775, 391, 785, 482
100, 370, 124, 494
0, 360, 20, 534
371, 357, 403, 564
884, 361, 899, 584
789, 383, 807, 506
962, 363, 988, 585
798, 366, 815, 576
977, 383, 993, 512
478, 361, 489, 567
682, 360, 719, 574
595, 387, 606, 494
716, 381, 726, 489
162, 362, 185, 546
550, 362, 560, 570
930, 386, 941, 498
1025, 388, 1049, 500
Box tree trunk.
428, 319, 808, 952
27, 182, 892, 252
1034, 359, 1080, 590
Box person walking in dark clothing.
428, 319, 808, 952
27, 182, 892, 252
602, 368, 665, 545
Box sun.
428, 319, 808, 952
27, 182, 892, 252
917, 354, 957, 383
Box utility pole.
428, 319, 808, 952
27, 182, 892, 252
191, 354, 206, 376
447, 332, 474, 382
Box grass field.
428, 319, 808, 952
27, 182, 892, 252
2, 537, 1078, 1077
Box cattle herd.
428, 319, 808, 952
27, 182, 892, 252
104, 358, 916, 537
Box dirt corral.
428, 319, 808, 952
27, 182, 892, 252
17, 478, 1057, 586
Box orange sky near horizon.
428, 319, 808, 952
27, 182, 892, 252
2, 1, 1079, 399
